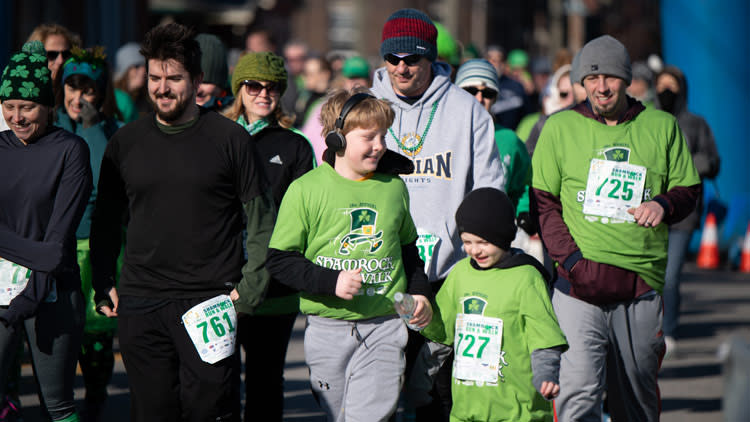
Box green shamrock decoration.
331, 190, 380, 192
19, 81, 39, 98
612, 150, 624, 160
468, 300, 481, 312
10, 65, 29, 78
0, 80, 12, 97
11, 53, 26, 62
29, 54, 45, 63
34, 67, 50, 83
357, 211, 371, 224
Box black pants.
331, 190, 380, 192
118, 299, 239, 422
403, 279, 452, 422
236, 312, 297, 422
79, 331, 115, 404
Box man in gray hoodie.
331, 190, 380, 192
371, 8, 504, 287
370, 8, 504, 420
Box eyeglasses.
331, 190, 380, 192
46, 50, 71, 61
384, 54, 422, 66
463, 86, 498, 100
241, 80, 281, 96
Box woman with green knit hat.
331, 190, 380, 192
55, 45, 124, 421
0, 41, 93, 422
223, 51, 315, 421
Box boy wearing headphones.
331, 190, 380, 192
266, 89, 433, 421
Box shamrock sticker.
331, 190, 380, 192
10, 65, 29, 78
0, 80, 12, 97
34, 67, 50, 83
19, 81, 39, 98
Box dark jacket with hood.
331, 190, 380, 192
654, 66, 720, 231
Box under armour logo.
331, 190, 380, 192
318, 380, 330, 390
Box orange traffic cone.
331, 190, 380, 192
696, 213, 720, 269
739, 223, 750, 273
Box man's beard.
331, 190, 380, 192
149, 92, 191, 123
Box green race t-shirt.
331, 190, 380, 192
532, 108, 700, 291
423, 258, 567, 422
269, 163, 417, 320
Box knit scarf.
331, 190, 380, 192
237, 115, 269, 135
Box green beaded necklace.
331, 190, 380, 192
389, 99, 440, 157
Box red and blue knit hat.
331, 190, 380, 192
380, 9, 438, 62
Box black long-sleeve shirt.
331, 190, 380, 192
90, 110, 275, 314
0, 127, 92, 327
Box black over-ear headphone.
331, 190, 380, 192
324, 92, 375, 152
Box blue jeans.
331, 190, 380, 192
663, 229, 692, 338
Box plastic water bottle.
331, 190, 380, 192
394, 292, 422, 331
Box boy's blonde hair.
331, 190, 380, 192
319, 88, 394, 138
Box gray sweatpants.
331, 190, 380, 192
304, 314, 408, 422
552, 289, 664, 422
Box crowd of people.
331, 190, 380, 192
0, 6, 719, 422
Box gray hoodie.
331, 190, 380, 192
371, 61, 505, 281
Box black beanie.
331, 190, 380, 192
455, 188, 516, 250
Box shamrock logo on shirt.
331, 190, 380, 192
339, 207, 384, 255
19, 81, 38, 98
603, 147, 630, 163
462, 297, 487, 315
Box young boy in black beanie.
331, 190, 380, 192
421, 187, 568, 421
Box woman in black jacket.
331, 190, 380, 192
223, 50, 315, 421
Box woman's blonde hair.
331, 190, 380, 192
222, 86, 294, 128
27, 23, 81, 47
319, 88, 394, 138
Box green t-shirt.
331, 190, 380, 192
269, 163, 417, 320
423, 258, 567, 422
532, 108, 700, 291
495, 123, 531, 213
515, 112, 541, 142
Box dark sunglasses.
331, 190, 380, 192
241, 80, 281, 96
463, 86, 498, 100
46, 49, 71, 61
384, 54, 422, 66
559, 91, 570, 99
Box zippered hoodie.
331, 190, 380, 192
371, 61, 505, 281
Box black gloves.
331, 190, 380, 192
516, 211, 537, 236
